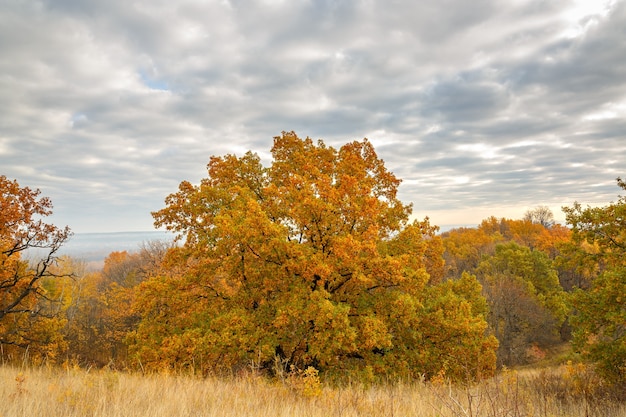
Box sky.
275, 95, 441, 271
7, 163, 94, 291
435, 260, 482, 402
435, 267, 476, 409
2, 0, 625, 234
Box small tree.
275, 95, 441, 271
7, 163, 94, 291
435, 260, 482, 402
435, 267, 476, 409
476, 242, 567, 366
524, 205, 556, 228
564, 177, 626, 385
0, 176, 71, 360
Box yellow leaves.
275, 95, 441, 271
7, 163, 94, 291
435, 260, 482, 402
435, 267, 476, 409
389, 293, 422, 324
305, 294, 358, 365
135, 133, 498, 381
287, 366, 323, 397
330, 233, 361, 263
272, 309, 292, 329
358, 315, 392, 351
404, 276, 498, 380
561, 361, 607, 400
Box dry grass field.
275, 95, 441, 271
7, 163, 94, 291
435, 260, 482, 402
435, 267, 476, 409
1, 364, 624, 417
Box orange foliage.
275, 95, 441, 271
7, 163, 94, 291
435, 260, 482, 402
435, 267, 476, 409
132, 132, 496, 381
0, 176, 71, 361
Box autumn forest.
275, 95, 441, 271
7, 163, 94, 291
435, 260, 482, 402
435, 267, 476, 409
1, 133, 625, 413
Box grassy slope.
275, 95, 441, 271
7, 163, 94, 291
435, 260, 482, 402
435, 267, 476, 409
1, 365, 624, 417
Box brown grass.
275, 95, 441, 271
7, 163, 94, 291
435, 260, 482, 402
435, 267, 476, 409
1, 364, 624, 417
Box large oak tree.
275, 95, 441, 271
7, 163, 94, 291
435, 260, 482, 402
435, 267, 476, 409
132, 132, 496, 381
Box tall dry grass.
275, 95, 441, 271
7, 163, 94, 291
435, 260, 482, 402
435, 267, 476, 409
1, 363, 624, 416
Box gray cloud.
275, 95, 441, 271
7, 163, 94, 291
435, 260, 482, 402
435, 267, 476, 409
1, 0, 625, 232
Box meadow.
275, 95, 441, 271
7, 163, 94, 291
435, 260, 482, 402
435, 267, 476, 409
2, 363, 624, 417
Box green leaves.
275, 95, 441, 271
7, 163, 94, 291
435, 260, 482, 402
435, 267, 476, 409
477, 242, 567, 365
565, 180, 626, 384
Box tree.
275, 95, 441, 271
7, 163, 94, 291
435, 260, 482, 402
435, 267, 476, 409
0, 176, 71, 359
563, 177, 626, 385
524, 205, 556, 228
442, 227, 496, 279
62, 242, 172, 368
535, 224, 571, 260
442, 216, 564, 276
133, 132, 497, 381
476, 242, 567, 366
506, 219, 547, 249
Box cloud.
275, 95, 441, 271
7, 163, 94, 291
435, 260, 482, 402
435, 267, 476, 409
1, 0, 624, 232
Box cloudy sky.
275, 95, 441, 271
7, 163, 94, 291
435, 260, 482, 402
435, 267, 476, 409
2, 0, 625, 234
